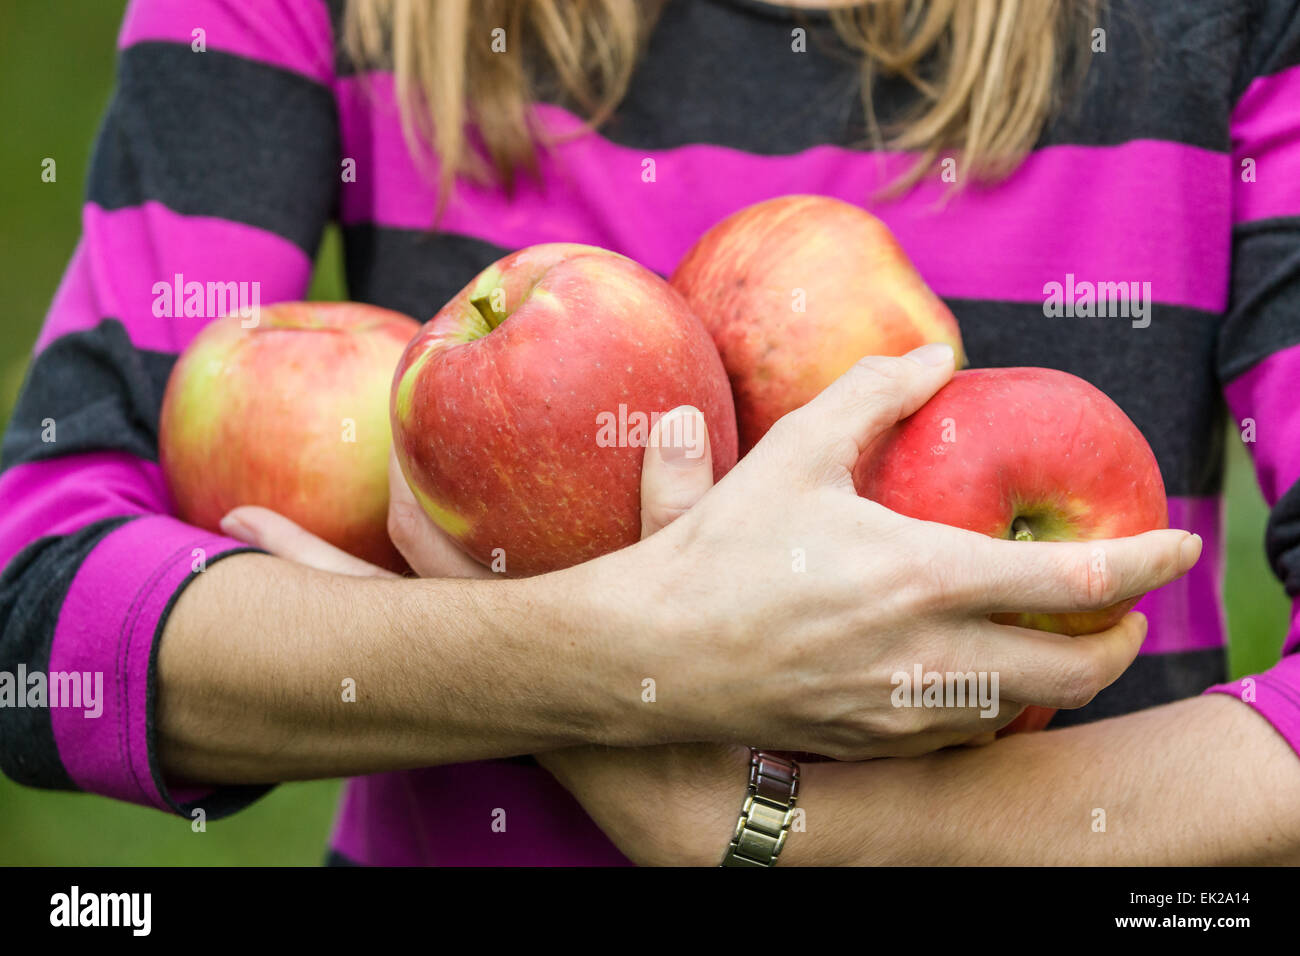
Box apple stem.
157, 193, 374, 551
1012, 517, 1034, 542
469, 293, 500, 329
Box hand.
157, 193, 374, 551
563, 346, 1199, 759
534, 387, 984, 867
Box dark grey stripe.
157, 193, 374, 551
950, 297, 1226, 499
1049, 647, 1229, 727
1219, 217, 1300, 382
89, 42, 339, 255
326, 0, 1299, 158
341, 225, 509, 321
1, 319, 174, 473
329, 0, 1247, 155
1267, 480, 1300, 600
0, 518, 131, 791
1232, 0, 1300, 98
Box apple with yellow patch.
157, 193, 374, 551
390, 243, 738, 576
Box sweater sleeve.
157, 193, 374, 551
1204, 0, 1300, 756
0, 0, 340, 815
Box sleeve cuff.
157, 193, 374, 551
1205, 606, 1300, 759
48, 514, 271, 816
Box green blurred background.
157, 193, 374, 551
0, 0, 343, 865
0, 0, 1289, 864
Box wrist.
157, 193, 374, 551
626, 743, 754, 867
680, 744, 757, 866
482, 570, 623, 748
545, 546, 703, 749
539, 743, 751, 866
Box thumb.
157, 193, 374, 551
640, 405, 714, 538
387, 448, 493, 579
785, 343, 955, 476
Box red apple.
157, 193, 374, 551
853, 367, 1169, 734
160, 302, 420, 572
391, 243, 739, 575
671, 194, 966, 454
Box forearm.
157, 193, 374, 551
157, 553, 639, 784
789, 695, 1300, 865
551, 696, 1300, 865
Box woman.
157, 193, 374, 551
0, 0, 1294, 865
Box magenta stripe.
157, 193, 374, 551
0, 453, 171, 574
331, 765, 630, 866
118, 0, 334, 85
336, 75, 1231, 312
48, 514, 250, 810
1224, 343, 1300, 507
1231, 63, 1300, 224
37, 202, 312, 355
1134, 496, 1225, 654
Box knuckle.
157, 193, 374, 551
1069, 550, 1119, 608
1081, 637, 1118, 687
386, 503, 416, 552
843, 357, 905, 410
848, 354, 905, 384
1057, 664, 1102, 709
905, 552, 971, 615
647, 501, 690, 527
883, 699, 930, 736
754, 410, 803, 457
758, 410, 834, 482
1157, 537, 1183, 582
1091, 553, 1121, 605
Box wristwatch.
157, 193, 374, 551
719, 749, 800, 867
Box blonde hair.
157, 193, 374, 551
344, 0, 1098, 200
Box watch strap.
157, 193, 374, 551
719, 749, 800, 867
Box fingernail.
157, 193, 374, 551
905, 343, 954, 367
1179, 533, 1202, 569
654, 406, 708, 468
219, 512, 256, 544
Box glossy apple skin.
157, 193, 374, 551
160, 302, 420, 572
854, 367, 1169, 734
391, 243, 739, 576
671, 194, 966, 454
999, 705, 1058, 735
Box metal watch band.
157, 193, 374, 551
719, 749, 800, 867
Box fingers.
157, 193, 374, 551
769, 345, 955, 476
219, 506, 396, 578
976, 612, 1148, 710
386, 449, 492, 579
960, 528, 1200, 615
640, 406, 714, 538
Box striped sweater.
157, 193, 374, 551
1, 0, 1298, 865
